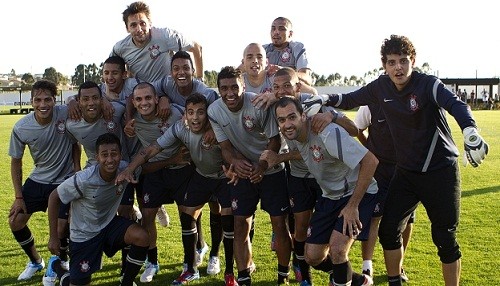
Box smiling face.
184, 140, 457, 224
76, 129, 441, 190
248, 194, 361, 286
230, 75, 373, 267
383, 54, 415, 91
275, 101, 306, 141
132, 85, 158, 120
102, 62, 127, 94
31, 89, 56, 125
185, 101, 208, 134
218, 77, 244, 112
126, 13, 151, 47
171, 57, 194, 89
96, 142, 122, 178
272, 72, 301, 99
78, 87, 102, 123
242, 43, 267, 77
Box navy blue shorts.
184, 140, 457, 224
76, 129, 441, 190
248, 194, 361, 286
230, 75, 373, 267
141, 165, 194, 208
69, 216, 134, 282
306, 193, 377, 244
287, 175, 320, 213
183, 171, 231, 209
230, 170, 289, 217
22, 178, 70, 219
372, 162, 394, 217
120, 175, 144, 206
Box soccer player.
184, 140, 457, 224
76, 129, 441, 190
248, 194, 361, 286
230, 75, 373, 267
208, 66, 291, 286
316, 34, 488, 286
274, 96, 378, 286
44, 133, 149, 286
354, 104, 414, 281
8, 79, 79, 281
111, 1, 203, 83
117, 93, 238, 286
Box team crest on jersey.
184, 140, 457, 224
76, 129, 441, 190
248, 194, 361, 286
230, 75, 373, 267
158, 121, 170, 134
143, 193, 150, 204
280, 48, 292, 63
116, 184, 124, 196
409, 95, 419, 112
243, 116, 255, 131
149, 44, 161, 59
231, 199, 238, 211
106, 121, 117, 133
310, 145, 324, 162
56, 120, 66, 134
79, 260, 90, 272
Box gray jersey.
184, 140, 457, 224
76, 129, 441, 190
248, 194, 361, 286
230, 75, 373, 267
100, 78, 140, 103
157, 120, 224, 179
288, 122, 378, 200
133, 103, 184, 165
263, 41, 309, 71
153, 76, 218, 107
208, 92, 284, 174
57, 161, 131, 242
243, 73, 273, 94
9, 105, 76, 184
111, 27, 194, 82
66, 102, 127, 167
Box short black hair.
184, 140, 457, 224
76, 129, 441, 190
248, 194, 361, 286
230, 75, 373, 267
274, 96, 303, 115
77, 81, 102, 99
96, 133, 121, 153
171, 51, 194, 71
104, 56, 127, 73
31, 79, 57, 99
217, 66, 242, 88
186, 92, 208, 109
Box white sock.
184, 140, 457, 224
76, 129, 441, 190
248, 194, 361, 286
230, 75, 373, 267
362, 260, 373, 272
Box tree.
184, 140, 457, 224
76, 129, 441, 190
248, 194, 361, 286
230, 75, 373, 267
43, 67, 60, 85
21, 73, 35, 91
10, 69, 16, 76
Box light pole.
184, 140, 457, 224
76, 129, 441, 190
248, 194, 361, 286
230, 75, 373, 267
17, 87, 22, 110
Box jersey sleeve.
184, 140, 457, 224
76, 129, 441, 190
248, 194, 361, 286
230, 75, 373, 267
353, 105, 371, 130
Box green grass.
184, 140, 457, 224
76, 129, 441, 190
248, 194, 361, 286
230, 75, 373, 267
0, 111, 499, 285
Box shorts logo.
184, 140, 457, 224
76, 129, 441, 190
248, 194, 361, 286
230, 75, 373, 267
56, 120, 66, 134
310, 145, 324, 162
374, 202, 380, 214
289, 198, 295, 208
149, 44, 161, 59
79, 260, 90, 273
143, 193, 150, 204
106, 121, 117, 133
409, 94, 419, 112
231, 198, 238, 211
306, 226, 312, 238
116, 184, 124, 196
243, 116, 255, 131
280, 48, 291, 63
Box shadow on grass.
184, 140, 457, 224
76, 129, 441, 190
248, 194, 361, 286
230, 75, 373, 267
461, 185, 499, 198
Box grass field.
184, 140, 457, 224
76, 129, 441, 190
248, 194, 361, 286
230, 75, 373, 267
0, 110, 498, 285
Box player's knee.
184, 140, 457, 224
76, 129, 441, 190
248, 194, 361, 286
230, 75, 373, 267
378, 220, 402, 250
432, 228, 462, 263
180, 212, 196, 230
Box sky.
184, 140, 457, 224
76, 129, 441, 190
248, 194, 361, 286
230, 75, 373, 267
1, 0, 499, 80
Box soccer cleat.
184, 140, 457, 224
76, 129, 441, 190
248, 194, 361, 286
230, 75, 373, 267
140, 262, 159, 282
195, 242, 209, 267
119, 275, 138, 286
401, 268, 409, 282
18, 258, 45, 280
207, 256, 221, 275
171, 270, 200, 285
299, 280, 312, 286
277, 277, 289, 285
361, 268, 372, 277
292, 261, 302, 282
42, 255, 60, 286
359, 273, 374, 286
224, 273, 239, 286
156, 205, 170, 227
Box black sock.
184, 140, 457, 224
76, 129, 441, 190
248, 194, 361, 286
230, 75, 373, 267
180, 212, 197, 272
120, 245, 131, 276
221, 214, 235, 274
121, 245, 148, 285
388, 275, 403, 286
312, 257, 333, 275
13, 226, 37, 262
331, 261, 351, 285
237, 268, 251, 286
293, 240, 311, 282
249, 213, 255, 242
147, 247, 158, 265
277, 263, 290, 283
196, 212, 205, 250
59, 237, 69, 261
209, 212, 222, 257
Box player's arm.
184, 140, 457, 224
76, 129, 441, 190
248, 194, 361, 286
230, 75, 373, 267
47, 189, 62, 255
140, 146, 191, 174
115, 142, 163, 184
9, 157, 26, 220
259, 149, 301, 169
219, 140, 253, 179
341, 151, 378, 238
356, 128, 368, 146
189, 41, 204, 80
297, 68, 313, 86
72, 142, 82, 172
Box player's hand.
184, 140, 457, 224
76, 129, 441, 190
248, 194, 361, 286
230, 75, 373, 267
231, 158, 254, 179
310, 112, 333, 134
252, 92, 276, 110
170, 146, 191, 166
124, 119, 136, 137
222, 164, 239, 186
101, 98, 115, 121
259, 150, 281, 169
202, 129, 217, 145
463, 126, 488, 167
9, 198, 27, 223
156, 96, 171, 120
339, 204, 362, 239
67, 97, 82, 120
115, 168, 137, 185
266, 64, 281, 76
48, 236, 61, 256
